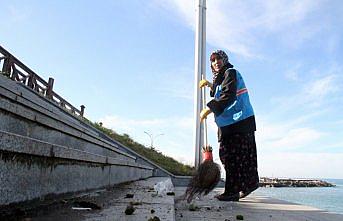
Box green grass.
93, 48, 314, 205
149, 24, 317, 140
84, 119, 195, 176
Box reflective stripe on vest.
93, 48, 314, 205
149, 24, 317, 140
236, 88, 248, 96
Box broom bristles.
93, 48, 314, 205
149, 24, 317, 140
185, 160, 221, 203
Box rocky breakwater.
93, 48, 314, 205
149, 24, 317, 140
260, 177, 336, 187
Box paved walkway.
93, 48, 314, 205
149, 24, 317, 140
6, 177, 343, 221
24, 177, 175, 221
174, 187, 343, 221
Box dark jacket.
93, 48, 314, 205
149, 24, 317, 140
207, 66, 256, 142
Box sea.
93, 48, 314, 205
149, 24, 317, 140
254, 178, 343, 214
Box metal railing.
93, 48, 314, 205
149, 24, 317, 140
0, 45, 85, 117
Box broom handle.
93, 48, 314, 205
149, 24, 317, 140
201, 74, 208, 146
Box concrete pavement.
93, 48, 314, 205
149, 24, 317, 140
5, 177, 343, 221
174, 187, 343, 221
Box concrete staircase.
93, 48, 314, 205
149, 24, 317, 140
0, 73, 155, 206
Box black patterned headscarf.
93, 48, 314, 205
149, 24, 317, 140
210, 50, 229, 71
209, 50, 233, 88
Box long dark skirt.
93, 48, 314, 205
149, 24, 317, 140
219, 132, 259, 195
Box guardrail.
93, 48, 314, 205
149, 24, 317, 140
0, 45, 85, 117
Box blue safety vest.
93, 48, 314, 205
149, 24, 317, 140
214, 69, 254, 127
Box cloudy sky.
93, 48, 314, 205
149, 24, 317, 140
1, 0, 342, 179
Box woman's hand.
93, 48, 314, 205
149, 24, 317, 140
200, 108, 212, 122
199, 79, 213, 89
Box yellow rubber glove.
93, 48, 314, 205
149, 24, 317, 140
199, 79, 213, 89
200, 108, 212, 122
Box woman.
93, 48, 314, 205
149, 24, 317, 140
199, 50, 259, 201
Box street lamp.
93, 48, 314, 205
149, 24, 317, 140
144, 131, 164, 150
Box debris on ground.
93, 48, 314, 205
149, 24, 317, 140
188, 204, 200, 211
72, 201, 102, 210
166, 192, 175, 196
124, 204, 135, 215
151, 209, 155, 214
125, 193, 134, 198
71, 207, 91, 211
148, 216, 161, 221
236, 214, 244, 220
154, 179, 174, 196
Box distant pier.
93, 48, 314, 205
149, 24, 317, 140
260, 177, 335, 187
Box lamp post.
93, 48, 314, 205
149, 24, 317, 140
144, 131, 164, 150
194, 0, 206, 169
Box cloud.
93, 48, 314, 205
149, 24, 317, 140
266, 127, 323, 149
256, 115, 325, 152
154, 0, 324, 58
259, 152, 343, 179
253, 1, 321, 30
304, 74, 339, 100
271, 72, 341, 112
284, 64, 302, 82
258, 66, 342, 152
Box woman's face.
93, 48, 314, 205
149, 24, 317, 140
211, 57, 224, 73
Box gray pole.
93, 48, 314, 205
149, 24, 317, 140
193, 0, 206, 169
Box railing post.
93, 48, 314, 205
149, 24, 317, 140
1, 56, 11, 75
46, 77, 54, 99
80, 105, 85, 117
60, 101, 65, 108
27, 73, 35, 89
